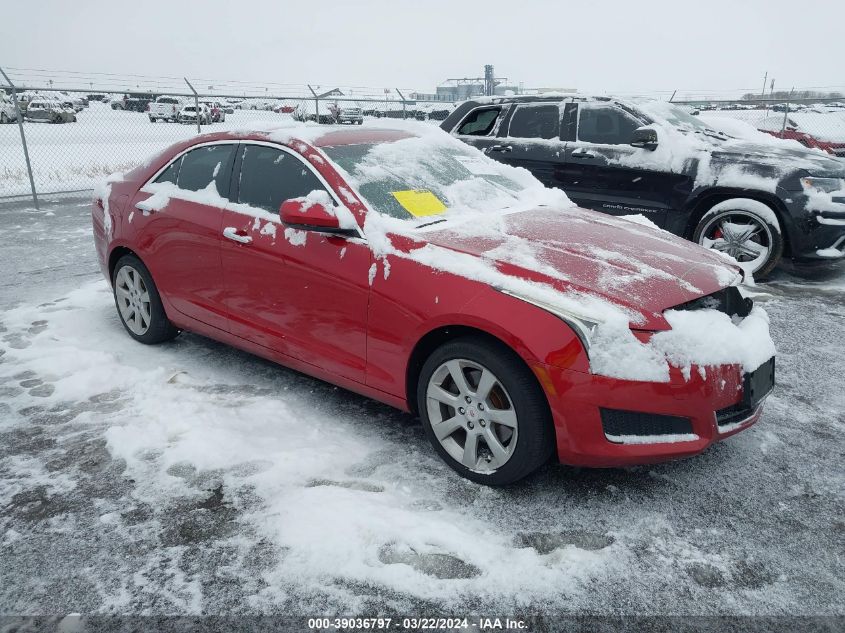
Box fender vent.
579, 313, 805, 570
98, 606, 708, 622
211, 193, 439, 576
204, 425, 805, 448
672, 286, 752, 318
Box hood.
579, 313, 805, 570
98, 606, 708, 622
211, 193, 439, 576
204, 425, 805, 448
415, 207, 742, 329
711, 138, 845, 175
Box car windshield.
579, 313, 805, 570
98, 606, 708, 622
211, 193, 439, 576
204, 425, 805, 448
322, 134, 544, 221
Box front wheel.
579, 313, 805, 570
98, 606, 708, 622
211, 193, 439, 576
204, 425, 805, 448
112, 255, 180, 344
417, 337, 554, 485
693, 198, 784, 278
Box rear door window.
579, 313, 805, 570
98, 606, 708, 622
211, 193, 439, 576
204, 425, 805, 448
507, 104, 561, 140
456, 107, 502, 136
176, 144, 236, 195
236, 145, 329, 214
577, 105, 641, 144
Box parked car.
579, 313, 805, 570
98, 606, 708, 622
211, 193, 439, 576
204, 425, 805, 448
25, 100, 76, 123
441, 95, 845, 276
274, 104, 295, 114
113, 92, 156, 112
93, 125, 775, 485
292, 101, 336, 124
328, 102, 364, 125
201, 101, 226, 123
756, 116, 845, 158
177, 104, 212, 125
1, 95, 18, 124
147, 96, 183, 123
87, 94, 108, 103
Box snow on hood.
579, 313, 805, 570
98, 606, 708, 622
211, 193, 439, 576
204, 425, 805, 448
625, 100, 845, 188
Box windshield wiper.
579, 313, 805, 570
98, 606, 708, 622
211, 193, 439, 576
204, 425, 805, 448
416, 218, 447, 228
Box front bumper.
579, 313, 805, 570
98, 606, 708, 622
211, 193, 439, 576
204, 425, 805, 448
782, 193, 845, 263
538, 361, 767, 467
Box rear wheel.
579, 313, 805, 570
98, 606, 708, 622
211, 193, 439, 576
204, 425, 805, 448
693, 198, 784, 278
0, 113, 7, 124
112, 255, 179, 344
417, 337, 554, 485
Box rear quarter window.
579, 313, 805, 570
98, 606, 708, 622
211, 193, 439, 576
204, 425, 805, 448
456, 107, 502, 136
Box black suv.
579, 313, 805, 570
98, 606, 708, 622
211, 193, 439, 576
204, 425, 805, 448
441, 95, 845, 277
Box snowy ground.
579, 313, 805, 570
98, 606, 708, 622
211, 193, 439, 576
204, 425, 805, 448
1, 194, 844, 616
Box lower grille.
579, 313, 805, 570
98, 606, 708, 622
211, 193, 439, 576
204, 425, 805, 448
716, 402, 756, 427
600, 408, 693, 440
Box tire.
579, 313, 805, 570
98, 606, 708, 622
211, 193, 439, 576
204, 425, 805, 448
112, 254, 179, 345
417, 336, 555, 486
693, 198, 784, 278
149, 116, 156, 123
0, 113, 7, 124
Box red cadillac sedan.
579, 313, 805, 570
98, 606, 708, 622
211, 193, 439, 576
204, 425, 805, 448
92, 123, 775, 485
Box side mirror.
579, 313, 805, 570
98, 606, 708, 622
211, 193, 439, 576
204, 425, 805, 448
630, 127, 659, 151
279, 198, 356, 236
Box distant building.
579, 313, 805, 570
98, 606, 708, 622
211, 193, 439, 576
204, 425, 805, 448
411, 82, 522, 102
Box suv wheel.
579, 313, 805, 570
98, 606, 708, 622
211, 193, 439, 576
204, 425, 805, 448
112, 255, 180, 344
417, 337, 554, 485
0, 113, 7, 124
693, 198, 784, 278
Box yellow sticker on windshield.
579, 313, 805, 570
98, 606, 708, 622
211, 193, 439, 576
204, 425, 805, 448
391, 189, 447, 217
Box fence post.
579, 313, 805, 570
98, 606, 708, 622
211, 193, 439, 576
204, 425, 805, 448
781, 87, 795, 135
184, 77, 201, 133
0, 66, 39, 209
396, 88, 407, 120
307, 85, 319, 124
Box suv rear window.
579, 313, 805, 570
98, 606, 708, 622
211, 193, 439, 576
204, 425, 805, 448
457, 107, 501, 136
507, 104, 560, 140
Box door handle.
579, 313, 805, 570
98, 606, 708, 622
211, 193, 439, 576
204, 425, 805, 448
223, 227, 252, 244
571, 149, 599, 159
489, 145, 512, 153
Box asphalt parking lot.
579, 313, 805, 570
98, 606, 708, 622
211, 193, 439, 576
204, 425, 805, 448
1, 194, 844, 617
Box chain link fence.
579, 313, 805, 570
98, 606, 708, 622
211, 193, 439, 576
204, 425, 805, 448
3, 75, 845, 207
672, 97, 845, 157
0, 81, 458, 205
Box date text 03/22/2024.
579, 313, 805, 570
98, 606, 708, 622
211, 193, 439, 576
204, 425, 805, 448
306, 617, 528, 630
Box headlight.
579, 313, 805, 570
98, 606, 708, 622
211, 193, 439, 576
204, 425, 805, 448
801, 176, 844, 193
498, 289, 602, 352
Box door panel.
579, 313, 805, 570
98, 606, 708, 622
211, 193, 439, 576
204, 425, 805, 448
559, 104, 691, 228
133, 143, 236, 331
486, 102, 567, 189
221, 144, 370, 382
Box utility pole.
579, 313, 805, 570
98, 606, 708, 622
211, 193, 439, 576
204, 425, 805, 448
760, 71, 767, 98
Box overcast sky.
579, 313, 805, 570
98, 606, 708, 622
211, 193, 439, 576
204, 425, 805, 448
1, 0, 843, 96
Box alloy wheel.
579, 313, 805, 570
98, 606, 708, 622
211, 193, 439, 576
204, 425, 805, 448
115, 265, 152, 335
698, 210, 773, 273
425, 358, 518, 473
